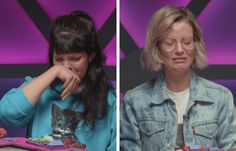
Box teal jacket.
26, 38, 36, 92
0, 76, 116, 151
120, 72, 236, 151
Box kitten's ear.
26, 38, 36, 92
71, 112, 82, 122
71, 112, 82, 130
75, 112, 82, 119
52, 104, 62, 117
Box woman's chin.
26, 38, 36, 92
171, 64, 191, 71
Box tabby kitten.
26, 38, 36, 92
51, 104, 82, 145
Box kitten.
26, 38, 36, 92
51, 104, 83, 146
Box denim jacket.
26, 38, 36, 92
120, 72, 236, 151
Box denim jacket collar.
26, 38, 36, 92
150, 72, 169, 105
189, 71, 214, 103
150, 71, 214, 105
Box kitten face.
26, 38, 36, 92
51, 104, 82, 144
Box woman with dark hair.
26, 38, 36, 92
0, 11, 116, 151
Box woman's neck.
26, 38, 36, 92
164, 69, 191, 92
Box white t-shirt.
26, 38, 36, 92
167, 88, 190, 123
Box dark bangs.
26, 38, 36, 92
48, 13, 97, 65
52, 30, 91, 54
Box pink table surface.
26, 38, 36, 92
0, 137, 87, 151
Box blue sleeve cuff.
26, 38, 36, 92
0, 82, 35, 127
11, 88, 35, 115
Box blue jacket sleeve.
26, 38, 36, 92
106, 90, 116, 151
0, 77, 35, 128
217, 89, 236, 150
120, 93, 141, 151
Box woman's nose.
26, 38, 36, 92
63, 60, 73, 71
175, 42, 184, 54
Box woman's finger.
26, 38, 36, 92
61, 78, 75, 99
61, 76, 80, 100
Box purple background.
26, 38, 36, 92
120, 0, 236, 64
0, 0, 116, 65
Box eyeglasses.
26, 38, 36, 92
158, 37, 195, 53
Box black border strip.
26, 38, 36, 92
17, 0, 51, 40
120, 62, 236, 92
98, 9, 116, 50
187, 0, 211, 17
120, 23, 140, 55
0, 64, 116, 80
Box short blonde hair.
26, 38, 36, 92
141, 5, 207, 71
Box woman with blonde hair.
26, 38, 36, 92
120, 5, 236, 151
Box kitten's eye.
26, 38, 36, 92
58, 120, 63, 125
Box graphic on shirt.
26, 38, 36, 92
51, 104, 82, 145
